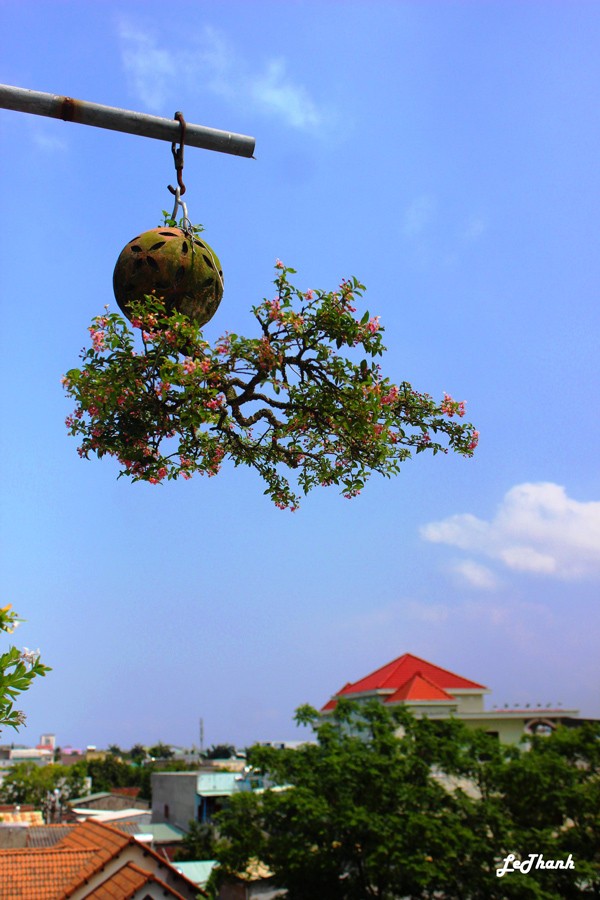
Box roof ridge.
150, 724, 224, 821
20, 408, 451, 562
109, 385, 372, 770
0, 847, 95, 858
341, 652, 487, 693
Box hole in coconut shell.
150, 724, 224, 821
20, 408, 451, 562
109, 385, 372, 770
130, 245, 143, 253
159, 231, 178, 237
146, 257, 159, 270
149, 241, 166, 252
182, 241, 188, 254
175, 266, 185, 283
202, 254, 214, 269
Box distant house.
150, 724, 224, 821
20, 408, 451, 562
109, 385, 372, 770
152, 770, 261, 832
67, 789, 149, 812
0, 745, 54, 785
321, 652, 584, 744
0, 818, 204, 898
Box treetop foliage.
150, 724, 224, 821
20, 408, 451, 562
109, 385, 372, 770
211, 701, 600, 900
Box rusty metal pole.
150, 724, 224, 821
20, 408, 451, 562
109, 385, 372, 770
0, 83, 255, 158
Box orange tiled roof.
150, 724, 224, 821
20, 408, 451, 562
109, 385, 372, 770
0, 810, 44, 825
57, 819, 134, 896
0, 818, 204, 900
85, 861, 189, 899
0, 847, 97, 900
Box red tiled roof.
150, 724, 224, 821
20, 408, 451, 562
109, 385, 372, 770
323, 653, 487, 710
0, 847, 96, 899
386, 671, 455, 703
85, 861, 189, 899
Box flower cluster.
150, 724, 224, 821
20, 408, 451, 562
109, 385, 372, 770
63, 261, 479, 509
441, 393, 466, 418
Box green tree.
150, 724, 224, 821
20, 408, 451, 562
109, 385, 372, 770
148, 741, 174, 759
0, 762, 86, 808
176, 821, 218, 862
203, 744, 236, 760
213, 702, 599, 899
63, 260, 478, 510
85, 755, 135, 793
128, 743, 148, 764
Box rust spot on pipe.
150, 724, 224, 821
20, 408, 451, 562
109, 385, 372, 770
60, 96, 77, 122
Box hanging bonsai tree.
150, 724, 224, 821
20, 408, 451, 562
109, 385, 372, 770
63, 239, 478, 510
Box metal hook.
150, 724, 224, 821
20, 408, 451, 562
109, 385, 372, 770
170, 186, 190, 231
168, 110, 186, 196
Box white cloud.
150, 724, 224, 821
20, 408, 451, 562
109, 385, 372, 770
402, 194, 435, 237
461, 215, 487, 242
117, 20, 325, 131
250, 59, 322, 129
117, 21, 175, 110
31, 129, 68, 152
450, 560, 500, 590
421, 482, 600, 581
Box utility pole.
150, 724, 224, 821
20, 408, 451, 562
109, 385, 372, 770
0, 83, 255, 158
199, 717, 204, 755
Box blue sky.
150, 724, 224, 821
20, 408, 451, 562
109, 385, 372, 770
1, 1, 599, 751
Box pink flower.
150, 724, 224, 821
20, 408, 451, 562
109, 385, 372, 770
268, 299, 282, 320
468, 430, 480, 451
183, 358, 197, 374
275, 259, 285, 269
442, 395, 466, 418
366, 316, 380, 334
88, 328, 106, 352
381, 385, 400, 405
304, 289, 315, 301
205, 395, 224, 410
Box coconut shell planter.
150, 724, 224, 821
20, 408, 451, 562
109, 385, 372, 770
113, 227, 223, 327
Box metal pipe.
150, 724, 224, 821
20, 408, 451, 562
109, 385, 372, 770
0, 83, 255, 158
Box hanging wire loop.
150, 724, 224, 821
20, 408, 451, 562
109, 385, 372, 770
168, 111, 187, 196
